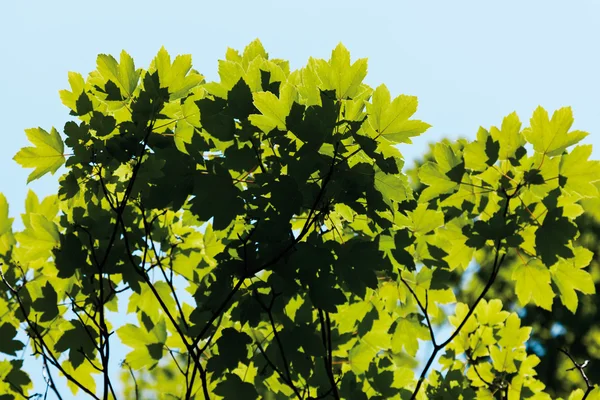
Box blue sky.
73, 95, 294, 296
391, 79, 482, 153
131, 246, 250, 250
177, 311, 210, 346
1, 0, 599, 397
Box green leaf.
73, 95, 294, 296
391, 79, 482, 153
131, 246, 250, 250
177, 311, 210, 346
59, 71, 86, 112
511, 259, 554, 310
0, 193, 13, 237
490, 345, 517, 373
398, 203, 444, 236
391, 318, 429, 357
559, 145, 600, 197
208, 328, 251, 372
309, 281, 347, 313
535, 207, 577, 266
497, 313, 531, 349
190, 170, 243, 230
550, 247, 596, 313
249, 86, 294, 132
89, 112, 117, 137
213, 374, 258, 400
374, 168, 411, 206
0, 324, 24, 356
13, 127, 65, 183
228, 78, 255, 119
523, 106, 588, 157
463, 128, 499, 171
117, 322, 166, 370
75, 92, 93, 116
151, 47, 204, 100
417, 143, 462, 202
489, 111, 524, 160
54, 320, 99, 369
366, 85, 430, 143
315, 43, 368, 100
96, 50, 140, 98
32, 282, 59, 322
348, 342, 378, 374
16, 213, 60, 259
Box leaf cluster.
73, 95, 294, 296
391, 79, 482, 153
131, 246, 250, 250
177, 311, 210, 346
1, 40, 599, 400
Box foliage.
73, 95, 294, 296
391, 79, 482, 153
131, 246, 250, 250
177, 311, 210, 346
1, 40, 599, 400
412, 139, 600, 398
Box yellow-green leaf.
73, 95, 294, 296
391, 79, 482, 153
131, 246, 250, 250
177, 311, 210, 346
314, 43, 367, 100
512, 259, 554, 310
523, 106, 588, 157
13, 127, 65, 183
97, 50, 141, 98
366, 85, 430, 143
550, 247, 596, 313
560, 145, 600, 198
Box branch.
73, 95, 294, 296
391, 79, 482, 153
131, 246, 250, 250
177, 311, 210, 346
0, 268, 100, 400
255, 291, 302, 399
409, 190, 516, 399
123, 361, 140, 400
42, 355, 64, 400
317, 309, 340, 399
190, 143, 341, 352
400, 279, 437, 348
559, 348, 594, 399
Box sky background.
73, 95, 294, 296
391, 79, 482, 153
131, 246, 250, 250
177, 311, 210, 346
1, 0, 599, 397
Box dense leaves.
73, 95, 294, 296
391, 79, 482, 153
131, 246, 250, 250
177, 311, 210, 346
1, 40, 599, 400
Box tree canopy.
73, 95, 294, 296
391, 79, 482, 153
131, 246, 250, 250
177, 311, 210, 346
1, 40, 599, 399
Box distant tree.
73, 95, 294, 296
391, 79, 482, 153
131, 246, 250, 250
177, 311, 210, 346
1, 40, 599, 399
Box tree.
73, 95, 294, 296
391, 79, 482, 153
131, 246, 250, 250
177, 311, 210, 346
1, 39, 599, 399
408, 140, 600, 398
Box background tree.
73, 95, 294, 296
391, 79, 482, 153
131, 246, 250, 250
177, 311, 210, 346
409, 141, 600, 398
1, 40, 599, 399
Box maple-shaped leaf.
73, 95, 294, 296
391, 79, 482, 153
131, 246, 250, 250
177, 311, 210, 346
214, 374, 258, 400
395, 203, 444, 236
535, 207, 577, 266
489, 111, 524, 160
32, 282, 59, 322
466, 362, 495, 388
117, 319, 167, 370
512, 259, 554, 310
559, 145, 600, 198
60, 358, 97, 395
418, 143, 463, 202
59, 71, 86, 113
366, 84, 430, 144
96, 50, 141, 99
523, 106, 588, 157
0, 360, 32, 398
474, 299, 509, 326
312, 43, 367, 100
15, 213, 60, 262
0, 323, 24, 356
463, 128, 499, 171
391, 317, 429, 357
54, 320, 99, 369
550, 247, 596, 313
348, 342, 379, 374
0, 193, 13, 237
13, 127, 65, 183
437, 219, 474, 271
151, 47, 204, 100
490, 346, 517, 373
497, 313, 531, 349
206, 328, 251, 374
249, 83, 296, 132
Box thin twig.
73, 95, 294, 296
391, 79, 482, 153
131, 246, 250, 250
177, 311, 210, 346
559, 348, 594, 399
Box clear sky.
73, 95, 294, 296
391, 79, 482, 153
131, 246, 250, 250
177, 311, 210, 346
1, 0, 599, 397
